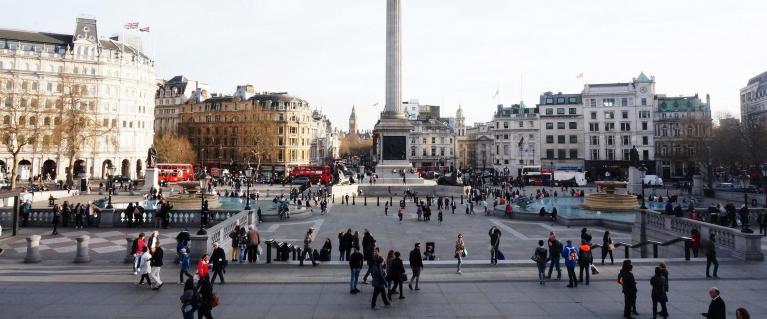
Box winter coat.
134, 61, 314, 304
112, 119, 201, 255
139, 251, 152, 274
180, 253, 190, 272
388, 257, 405, 279
371, 265, 387, 288
577, 244, 592, 266
619, 269, 637, 294
349, 251, 364, 269
650, 275, 668, 301
561, 243, 578, 268
409, 248, 423, 268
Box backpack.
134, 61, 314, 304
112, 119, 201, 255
567, 247, 578, 262
579, 249, 592, 264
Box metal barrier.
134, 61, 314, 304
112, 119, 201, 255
592, 236, 692, 260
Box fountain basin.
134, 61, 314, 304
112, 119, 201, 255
581, 181, 639, 211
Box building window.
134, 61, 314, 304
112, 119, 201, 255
623, 149, 631, 160
641, 98, 647, 106
558, 149, 566, 159
620, 122, 630, 131
557, 135, 565, 144
557, 122, 565, 129
590, 136, 599, 145
556, 108, 565, 114
622, 135, 630, 145
602, 98, 615, 107
622, 111, 628, 119
546, 98, 554, 104
431, 137, 436, 143
569, 149, 578, 159
569, 135, 577, 144
606, 135, 614, 146
604, 111, 614, 119
621, 98, 628, 107
639, 111, 650, 118
546, 135, 554, 144
557, 97, 565, 103
642, 122, 648, 130
545, 108, 553, 115
591, 149, 599, 160
590, 112, 597, 119
410, 146, 416, 156
569, 108, 576, 114
589, 123, 599, 132
519, 121, 523, 128
606, 149, 615, 160
546, 149, 554, 159
546, 122, 553, 129
569, 122, 577, 129
605, 123, 615, 131
642, 136, 649, 145
431, 147, 436, 156
642, 150, 649, 160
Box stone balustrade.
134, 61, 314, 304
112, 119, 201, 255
188, 210, 254, 263
0, 208, 239, 229
634, 210, 763, 261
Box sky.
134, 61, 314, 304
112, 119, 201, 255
4, 0, 766, 131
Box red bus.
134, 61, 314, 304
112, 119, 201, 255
290, 165, 332, 185
157, 163, 194, 183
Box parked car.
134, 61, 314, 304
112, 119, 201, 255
643, 175, 664, 187
112, 175, 131, 182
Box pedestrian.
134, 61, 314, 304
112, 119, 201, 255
149, 241, 164, 290
408, 243, 423, 290
533, 240, 548, 285
229, 225, 240, 262
384, 204, 389, 216
370, 256, 390, 309
362, 248, 380, 284
562, 240, 578, 288
489, 226, 502, 265
735, 308, 750, 319
547, 232, 562, 280
384, 249, 395, 292
210, 242, 226, 284
197, 253, 210, 281
650, 266, 669, 319
178, 248, 193, 284
397, 208, 404, 223
179, 278, 197, 319
703, 287, 725, 319
704, 233, 719, 278
455, 233, 465, 274
132, 233, 147, 275
237, 226, 248, 263
247, 225, 260, 263
759, 212, 767, 236
578, 240, 593, 285
437, 210, 443, 224
300, 227, 318, 266
338, 232, 346, 261
602, 230, 614, 265
342, 229, 353, 260
197, 276, 215, 319
349, 247, 363, 294
176, 228, 191, 263
691, 229, 701, 258
618, 261, 638, 318
74, 203, 84, 229
137, 246, 152, 288
21, 199, 31, 227
51, 204, 61, 235
388, 251, 406, 300
148, 230, 160, 250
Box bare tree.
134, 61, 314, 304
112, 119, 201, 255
50, 75, 117, 186
238, 107, 278, 175
0, 78, 43, 189
154, 133, 197, 164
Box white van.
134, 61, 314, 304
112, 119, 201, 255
643, 175, 663, 186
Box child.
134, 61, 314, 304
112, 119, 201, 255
438, 210, 443, 224
398, 208, 404, 224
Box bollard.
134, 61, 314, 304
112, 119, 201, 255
266, 241, 272, 264
124, 237, 135, 264
24, 235, 42, 263
624, 245, 630, 259
461, 195, 464, 204
352, 196, 355, 205
377, 197, 380, 206
364, 196, 367, 206
684, 240, 691, 261
294, 247, 301, 261
652, 244, 659, 258
74, 235, 91, 263
332, 195, 335, 204
390, 196, 393, 206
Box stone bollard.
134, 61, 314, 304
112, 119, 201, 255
124, 237, 135, 264
377, 197, 380, 206
74, 235, 91, 263
24, 235, 42, 263
364, 196, 367, 206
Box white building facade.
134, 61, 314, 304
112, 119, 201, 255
740, 71, 767, 128
582, 73, 656, 179
538, 92, 584, 171
154, 75, 208, 135
0, 18, 156, 182
490, 104, 540, 177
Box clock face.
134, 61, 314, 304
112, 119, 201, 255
640, 87, 648, 94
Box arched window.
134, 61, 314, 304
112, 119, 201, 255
44, 117, 51, 126
3, 115, 10, 125
18, 116, 26, 126
29, 116, 37, 126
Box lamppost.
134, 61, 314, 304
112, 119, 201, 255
196, 168, 210, 235
639, 164, 647, 209
106, 165, 116, 209
244, 166, 253, 211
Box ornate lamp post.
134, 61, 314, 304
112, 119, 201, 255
244, 167, 253, 210
639, 164, 647, 209
106, 165, 116, 209
196, 168, 210, 235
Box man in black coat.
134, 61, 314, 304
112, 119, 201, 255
702, 287, 726, 319
210, 242, 227, 285
619, 263, 638, 319
349, 248, 364, 294
408, 243, 423, 290
489, 226, 502, 265
342, 229, 354, 261
387, 251, 406, 300
149, 242, 164, 290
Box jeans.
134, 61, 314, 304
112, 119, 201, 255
138, 274, 152, 286
706, 255, 719, 276
566, 266, 577, 286
410, 267, 421, 288
547, 256, 561, 278
211, 268, 225, 284
133, 254, 141, 273
238, 247, 247, 263
339, 251, 346, 261
350, 268, 361, 290
652, 296, 668, 318
624, 293, 636, 318
456, 255, 462, 272
247, 245, 258, 263
390, 280, 404, 297
578, 264, 590, 284
182, 304, 196, 319
371, 286, 390, 307
300, 249, 317, 266
490, 246, 498, 264
150, 267, 163, 287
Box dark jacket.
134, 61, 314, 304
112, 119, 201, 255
349, 251, 364, 269
650, 275, 668, 300
388, 257, 405, 279
362, 233, 375, 257
199, 279, 214, 308
210, 247, 226, 270
371, 265, 387, 288
342, 232, 353, 250
409, 248, 423, 268
534, 246, 547, 265
618, 269, 637, 294
548, 238, 563, 258
706, 296, 726, 319
150, 247, 164, 267
489, 228, 502, 247
703, 239, 716, 258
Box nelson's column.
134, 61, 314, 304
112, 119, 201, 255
373, 0, 423, 184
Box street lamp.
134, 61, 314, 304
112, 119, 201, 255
106, 165, 116, 209
244, 166, 253, 210
197, 168, 210, 235
639, 164, 647, 209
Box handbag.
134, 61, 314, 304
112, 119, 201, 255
400, 273, 408, 282
608, 243, 615, 251
462, 248, 468, 257
210, 293, 220, 308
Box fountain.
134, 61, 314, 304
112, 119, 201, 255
581, 181, 639, 211
165, 181, 222, 209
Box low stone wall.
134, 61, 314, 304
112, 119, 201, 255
632, 210, 764, 261
358, 184, 467, 197
188, 210, 254, 263
0, 208, 240, 229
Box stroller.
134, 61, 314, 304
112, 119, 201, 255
424, 242, 436, 261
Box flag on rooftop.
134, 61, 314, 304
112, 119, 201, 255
124, 22, 139, 29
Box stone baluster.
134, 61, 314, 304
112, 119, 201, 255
74, 235, 91, 263
24, 235, 42, 263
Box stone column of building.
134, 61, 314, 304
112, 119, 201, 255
385, 0, 403, 118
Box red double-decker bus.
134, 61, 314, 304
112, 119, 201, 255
290, 165, 332, 185
157, 163, 194, 183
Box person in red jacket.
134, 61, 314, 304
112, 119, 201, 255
691, 229, 701, 258
197, 253, 210, 280
132, 232, 147, 275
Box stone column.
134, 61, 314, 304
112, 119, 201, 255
74, 235, 91, 263
385, 0, 403, 118
24, 235, 42, 263
124, 237, 135, 263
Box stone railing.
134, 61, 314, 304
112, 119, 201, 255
188, 210, 254, 262
0, 208, 240, 229
634, 210, 763, 261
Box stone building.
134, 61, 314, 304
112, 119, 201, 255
489, 103, 540, 177
654, 94, 712, 180
154, 75, 208, 135
406, 104, 456, 173
538, 92, 584, 171
740, 70, 767, 128
0, 17, 155, 182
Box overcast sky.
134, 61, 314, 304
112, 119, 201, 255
5, 0, 766, 130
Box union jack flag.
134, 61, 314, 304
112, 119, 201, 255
124, 22, 139, 29
139, 27, 150, 32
